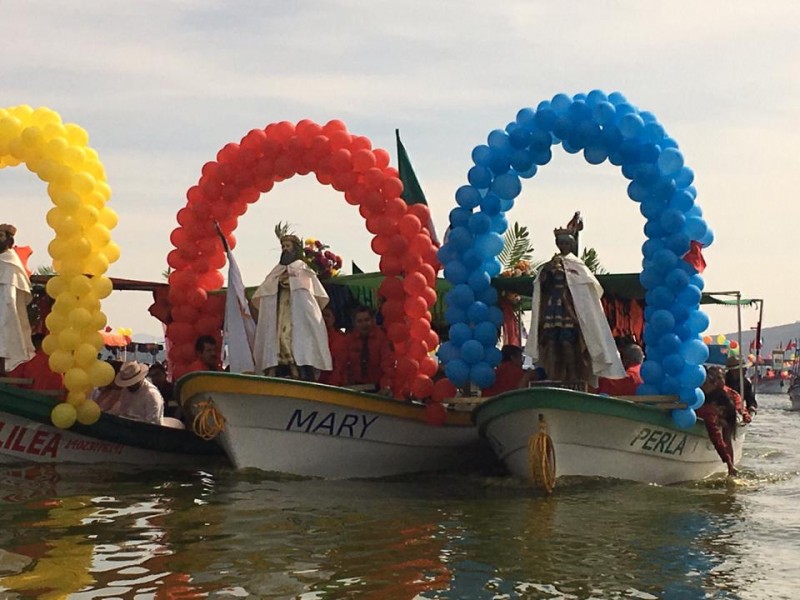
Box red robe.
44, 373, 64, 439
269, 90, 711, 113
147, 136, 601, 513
319, 327, 348, 386
338, 327, 393, 388
596, 364, 643, 396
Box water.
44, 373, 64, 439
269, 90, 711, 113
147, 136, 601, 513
0, 394, 797, 600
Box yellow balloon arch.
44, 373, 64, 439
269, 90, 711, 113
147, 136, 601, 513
0, 105, 120, 428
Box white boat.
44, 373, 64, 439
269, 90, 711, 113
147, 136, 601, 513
473, 386, 745, 487
177, 372, 483, 479
788, 383, 800, 411
0, 382, 227, 467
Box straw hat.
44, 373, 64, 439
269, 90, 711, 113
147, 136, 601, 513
725, 356, 750, 369
115, 361, 149, 388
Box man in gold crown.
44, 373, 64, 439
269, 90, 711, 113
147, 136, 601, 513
524, 213, 624, 387
0, 224, 35, 376
251, 225, 332, 380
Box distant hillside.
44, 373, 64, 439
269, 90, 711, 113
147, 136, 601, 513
723, 322, 800, 357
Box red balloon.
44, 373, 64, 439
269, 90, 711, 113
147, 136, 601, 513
378, 276, 404, 300
171, 304, 199, 324
352, 149, 377, 172
330, 148, 352, 172
329, 130, 352, 151
398, 214, 422, 238
432, 379, 457, 402
419, 263, 437, 287
419, 355, 438, 377
380, 299, 405, 323
407, 203, 431, 223
380, 254, 402, 277
371, 236, 391, 255
167, 249, 188, 270
373, 148, 390, 168
166, 322, 194, 344
422, 286, 438, 308
362, 168, 386, 190
198, 270, 224, 290
195, 315, 221, 336
267, 121, 296, 143
295, 120, 323, 142
396, 357, 419, 379
385, 196, 407, 219
425, 401, 447, 426
411, 374, 434, 399
410, 319, 431, 341
170, 227, 189, 249
349, 135, 372, 152
409, 233, 433, 256
405, 296, 428, 320
426, 330, 440, 350
406, 338, 429, 359
387, 322, 409, 344
362, 189, 386, 213
186, 286, 208, 308
323, 119, 348, 135
241, 128, 268, 151
402, 252, 424, 273
403, 272, 428, 296
380, 177, 404, 200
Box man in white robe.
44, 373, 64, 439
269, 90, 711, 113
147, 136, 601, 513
251, 234, 332, 379
0, 224, 35, 375
524, 224, 624, 388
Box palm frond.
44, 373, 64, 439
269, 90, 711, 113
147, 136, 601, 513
34, 265, 56, 276
581, 247, 606, 274
274, 221, 291, 240
498, 222, 535, 271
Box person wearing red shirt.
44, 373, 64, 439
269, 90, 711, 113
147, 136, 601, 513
319, 306, 347, 386
338, 306, 393, 391
697, 366, 738, 477
9, 333, 63, 393
185, 335, 220, 373
596, 344, 644, 396
483, 345, 528, 396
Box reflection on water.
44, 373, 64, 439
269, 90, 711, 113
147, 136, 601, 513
0, 394, 797, 599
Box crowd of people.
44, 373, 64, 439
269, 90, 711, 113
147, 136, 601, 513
0, 219, 759, 476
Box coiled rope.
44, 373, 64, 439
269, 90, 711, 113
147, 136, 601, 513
191, 397, 226, 440
527, 413, 556, 494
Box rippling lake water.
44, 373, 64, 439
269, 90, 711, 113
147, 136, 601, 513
0, 393, 797, 599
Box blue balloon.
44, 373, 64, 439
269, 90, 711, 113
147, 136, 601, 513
676, 285, 702, 307
448, 283, 475, 308
551, 93, 572, 115
474, 233, 504, 258
650, 309, 675, 334
516, 107, 537, 131
687, 310, 710, 334
455, 185, 481, 210
627, 180, 651, 203
534, 107, 557, 131
445, 359, 470, 387
477, 284, 498, 305
675, 166, 695, 188
586, 89, 608, 106
657, 333, 682, 356
468, 212, 492, 235
449, 323, 472, 346
461, 339, 485, 365
657, 147, 684, 176
474, 321, 498, 346
444, 306, 466, 327
685, 216, 708, 241
640, 360, 665, 385
669, 302, 690, 323
488, 306, 504, 327
660, 376, 682, 395
660, 136, 678, 149
510, 148, 534, 172
640, 199, 665, 220
619, 113, 645, 139
444, 260, 469, 285
652, 248, 678, 272
639, 268, 661, 290
467, 269, 491, 292
552, 116, 573, 141
660, 209, 686, 234
485, 345, 502, 367
467, 166, 492, 189
679, 387, 705, 410
436, 243, 457, 265
471, 145, 492, 167
487, 128, 511, 151
699, 227, 714, 247
446, 226, 473, 252
663, 353, 685, 376
644, 121, 665, 144
491, 213, 509, 234
479, 193, 502, 216
491, 173, 522, 200
584, 145, 608, 165
437, 341, 460, 363
665, 232, 691, 256
679, 363, 706, 388
652, 178, 677, 202
672, 408, 697, 429
449, 206, 473, 228
689, 274, 704, 291
482, 259, 502, 279
467, 301, 490, 324
607, 91, 628, 105
643, 219, 666, 239
592, 101, 616, 125
680, 338, 709, 365
642, 238, 665, 258
488, 148, 511, 175
508, 126, 532, 150
636, 383, 660, 396
462, 248, 484, 270
471, 362, 496, 389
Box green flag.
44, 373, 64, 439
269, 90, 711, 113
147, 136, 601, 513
396, 129, 439, 245
352, 261, 364, 274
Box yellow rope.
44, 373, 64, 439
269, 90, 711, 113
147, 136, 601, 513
528, 414, 556, 494
191, 397, 226, 441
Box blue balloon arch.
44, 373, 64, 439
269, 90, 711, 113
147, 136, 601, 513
437, 90, 713, 428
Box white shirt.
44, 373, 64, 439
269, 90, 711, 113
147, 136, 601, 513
109, 379, 164, 425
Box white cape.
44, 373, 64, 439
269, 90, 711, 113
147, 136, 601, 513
524, 253, 625, 386
252, 260, 332, 372
0, 249, 35, 371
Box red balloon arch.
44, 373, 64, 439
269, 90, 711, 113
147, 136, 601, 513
166, 119, 440, 399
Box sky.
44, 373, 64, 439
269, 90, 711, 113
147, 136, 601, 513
1, 0, 798, 342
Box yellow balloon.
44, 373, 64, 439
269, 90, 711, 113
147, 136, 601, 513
55, 291, 78, 313
58, 327, 81, 351
90, 311, 107, 331
64, 367, 91, 393
68, 307, 93, 330
21, 126, 44, 149
51, 402, 77, 430
716, 334, 726, 344
69, 275, 92, 297
70, 172, 95, 194
44, 310, 67, 333
90, 275, 113, 299
41, 334, 59, 355
98, 207, 118, 229
44, 137, 68, 161
76, 400, 101, 425
48, 349, 74, 373
88, 359, 115, 387
86, 331, 104, 348
104, 242, 120, 263
30, 106, 61, 127
66, 391, 85, 406
63, 145, 85, 169
95, 180, 112, 201
86, 224, 111, 249
74, 204, 99, 228
74, 343, 98, 368
84, 253, 109, 276
52, 189, 82, 212
64, 123, 89, 146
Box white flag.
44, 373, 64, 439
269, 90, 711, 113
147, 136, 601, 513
224, 247, 256, 373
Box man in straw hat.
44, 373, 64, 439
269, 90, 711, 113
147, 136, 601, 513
525, 213, 624, 387
107, 361, 164, 425
0, 223, 35, 376
251, 224, 331, 380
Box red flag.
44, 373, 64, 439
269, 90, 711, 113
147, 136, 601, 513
787, 340, 796, 351
682, 241, 706, 274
